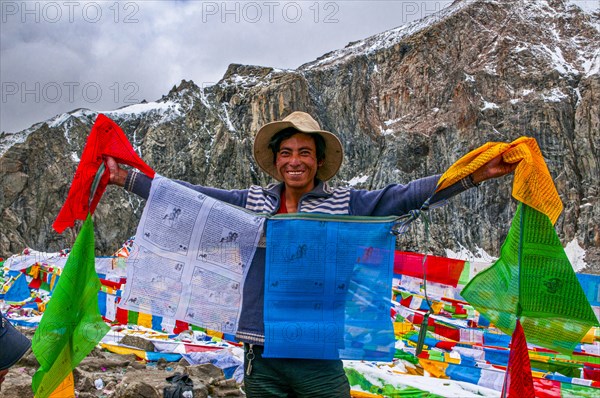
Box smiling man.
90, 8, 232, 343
107, 111, 516, 397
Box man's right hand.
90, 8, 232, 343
105, 156, 127, 187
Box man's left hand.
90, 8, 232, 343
471, 155, 519, 184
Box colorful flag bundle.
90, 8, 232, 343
34, 113, 151, 396
392, 271, 600, 396
436, 136, 599, 397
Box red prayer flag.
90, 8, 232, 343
411, 312, 435, 326
28, 278, 42, 289
394, 251, 465, 287
174, 320, 190, 335
115, 305, 129, 326
532, 379, 561, 398
433, 323, 460, 342
584, 363, 600, 382
435, 341, 457, 351
400, 295, 413, 307
502, 319, 535, 398
53, 114, 155, 233
99, 278, 123, 290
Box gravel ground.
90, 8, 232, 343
1, 328, 245, 398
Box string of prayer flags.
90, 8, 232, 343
264, 214, 397, 361
53, 114, 155, 233
462, 204, 599, 353
392, 281, 600, 394
32, 215, 110, 398
435, 136, 562, 224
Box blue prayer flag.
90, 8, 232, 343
5, 274, 31, 302
446, 363, 481, 385
483, 331, 512, 348
97, 291, 107, 318
263, 214, 397, 361
576, 273, 600, 307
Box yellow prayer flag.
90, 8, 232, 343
418, 358, 449, 378
436, 137, 562, 224
137, 312, 153, 329
100, 342, 146, 360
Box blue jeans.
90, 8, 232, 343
243, 344, 351, 398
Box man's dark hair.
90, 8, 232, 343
268, 128, 326, 164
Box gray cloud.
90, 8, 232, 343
1, 0, 596, 134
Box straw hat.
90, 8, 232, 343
253, 111, 344, 181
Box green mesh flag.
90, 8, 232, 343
32, 214, 109, 398
462, 204, 599, 353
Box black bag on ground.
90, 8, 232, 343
163, 372, 193, 398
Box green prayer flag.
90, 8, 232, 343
462, 204, 599, 353
32, 214, 109, 398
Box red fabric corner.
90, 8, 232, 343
53, 114, 155, 233
502, 319, 535, 397
99, 278, 123, 290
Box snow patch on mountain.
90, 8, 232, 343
346, 174, 370, 187
299, 0, 475, 71
0, 128, 36, 156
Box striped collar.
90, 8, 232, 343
263, 179, 334, 201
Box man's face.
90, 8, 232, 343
275, 133, 322, 193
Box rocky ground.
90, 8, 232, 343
1, 328, 245, 398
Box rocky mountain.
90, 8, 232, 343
1, 0, 599, 270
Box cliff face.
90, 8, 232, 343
1, 0, 599, 268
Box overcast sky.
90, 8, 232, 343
1, 0, 597, 134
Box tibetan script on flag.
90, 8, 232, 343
119, 176, 265, 334
264, 214, 397, 361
